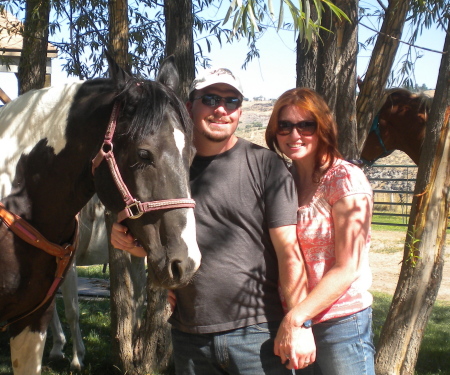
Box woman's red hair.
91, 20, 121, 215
265, 88, 342, 181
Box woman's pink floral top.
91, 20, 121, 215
297, 159, 373, 323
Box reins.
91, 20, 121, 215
0, 202, 78, 332
91, 101, 196, 222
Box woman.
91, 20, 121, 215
266, 88, 375, 375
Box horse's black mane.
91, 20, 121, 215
117, 76, 192, 143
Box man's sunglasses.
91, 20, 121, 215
194, 94, 242, 110
277, 120, 317, 136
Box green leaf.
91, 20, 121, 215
224, 0, 237, 25
268, 0, 275, 19
246, 3, 260, 32
277, 0, 284, 31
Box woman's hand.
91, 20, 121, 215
274, 311, 316, 370
111, 222, 147, 257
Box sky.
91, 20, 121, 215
0, 1, 446, 101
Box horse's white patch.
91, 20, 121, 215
173, 127, 185, 159
183, 208, 201, 271
172, 128, 201, 269
10, 326, 47, 375
0, 81, 83, 198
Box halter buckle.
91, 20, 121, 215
125, 200, 144, 219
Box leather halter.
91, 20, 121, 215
91, 101, 196, 222
361, 113, 394, 166
0, 202, 78, 332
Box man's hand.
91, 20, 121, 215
167, 290, 177, 312
111, 222, 147, 257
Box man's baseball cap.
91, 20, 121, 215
189, 68, 244, 96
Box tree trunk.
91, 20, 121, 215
17, 0, 51, 94
330, 0, 358, 159
355, 0, 410, 153
296, 35, 318, 90
164, 0, 195, 101
108, 0, 129, 69
134, 285, 173, 373
296, 0, 358, 159
106, 211, 148, 375
296, 2, 318, 91
375, 23, 450, 375
107, 1, 195, 373
106, 1, 145, 373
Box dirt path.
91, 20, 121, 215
370, 230, 450, 302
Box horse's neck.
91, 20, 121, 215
0, 82, 83, 199
14, 149, 94, 245
384, 116, 424, 165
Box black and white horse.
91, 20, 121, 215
0, 55, 200, 374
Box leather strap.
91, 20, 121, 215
0, 202, 75, 257
0, 202, 78, 332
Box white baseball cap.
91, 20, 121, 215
189, 68, 244, 96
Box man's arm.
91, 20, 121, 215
269, 225, 316, 370
269, 225, 306, 309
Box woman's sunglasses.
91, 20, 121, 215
194, 94, 242, 110
277, 120, 317, 136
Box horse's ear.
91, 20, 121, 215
157, 55, 179, 92
105, 50, 132, 85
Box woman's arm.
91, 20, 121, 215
270, 225, 316, 370
274, 193, 372, 365
288, 193, 372, 325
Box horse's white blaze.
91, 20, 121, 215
172, 128, 201, 269
0, 81, 83, 198
10, 327, 46, 375
183, 208, 201, 271
173, 127, 185, 159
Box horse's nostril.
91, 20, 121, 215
170, 259, 183, 281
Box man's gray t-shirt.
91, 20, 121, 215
169, 138, 297, 334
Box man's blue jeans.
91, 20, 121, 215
171, 322, 292, 375
296, 307, 375, 375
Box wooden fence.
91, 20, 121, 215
367, 164, 418, 227
368, 164, 450, 228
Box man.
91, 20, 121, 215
111, 68, 315, 374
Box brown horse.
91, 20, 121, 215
360, 88, 432, 165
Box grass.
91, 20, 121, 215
372, 291, 450, 375
1, 268, 448, 374
77, 265, 110, 279
2, 294, 449, 374
372, 214, 411, 231
371, 214, 450, 233
0, 297, 115, 375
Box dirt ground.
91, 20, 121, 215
370, 230, 450, 302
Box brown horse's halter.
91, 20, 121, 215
360, 113, 394, 166
0, 202, 78, 332
91, 101, 195, 222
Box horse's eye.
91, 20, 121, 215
138, 149, 154, 164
